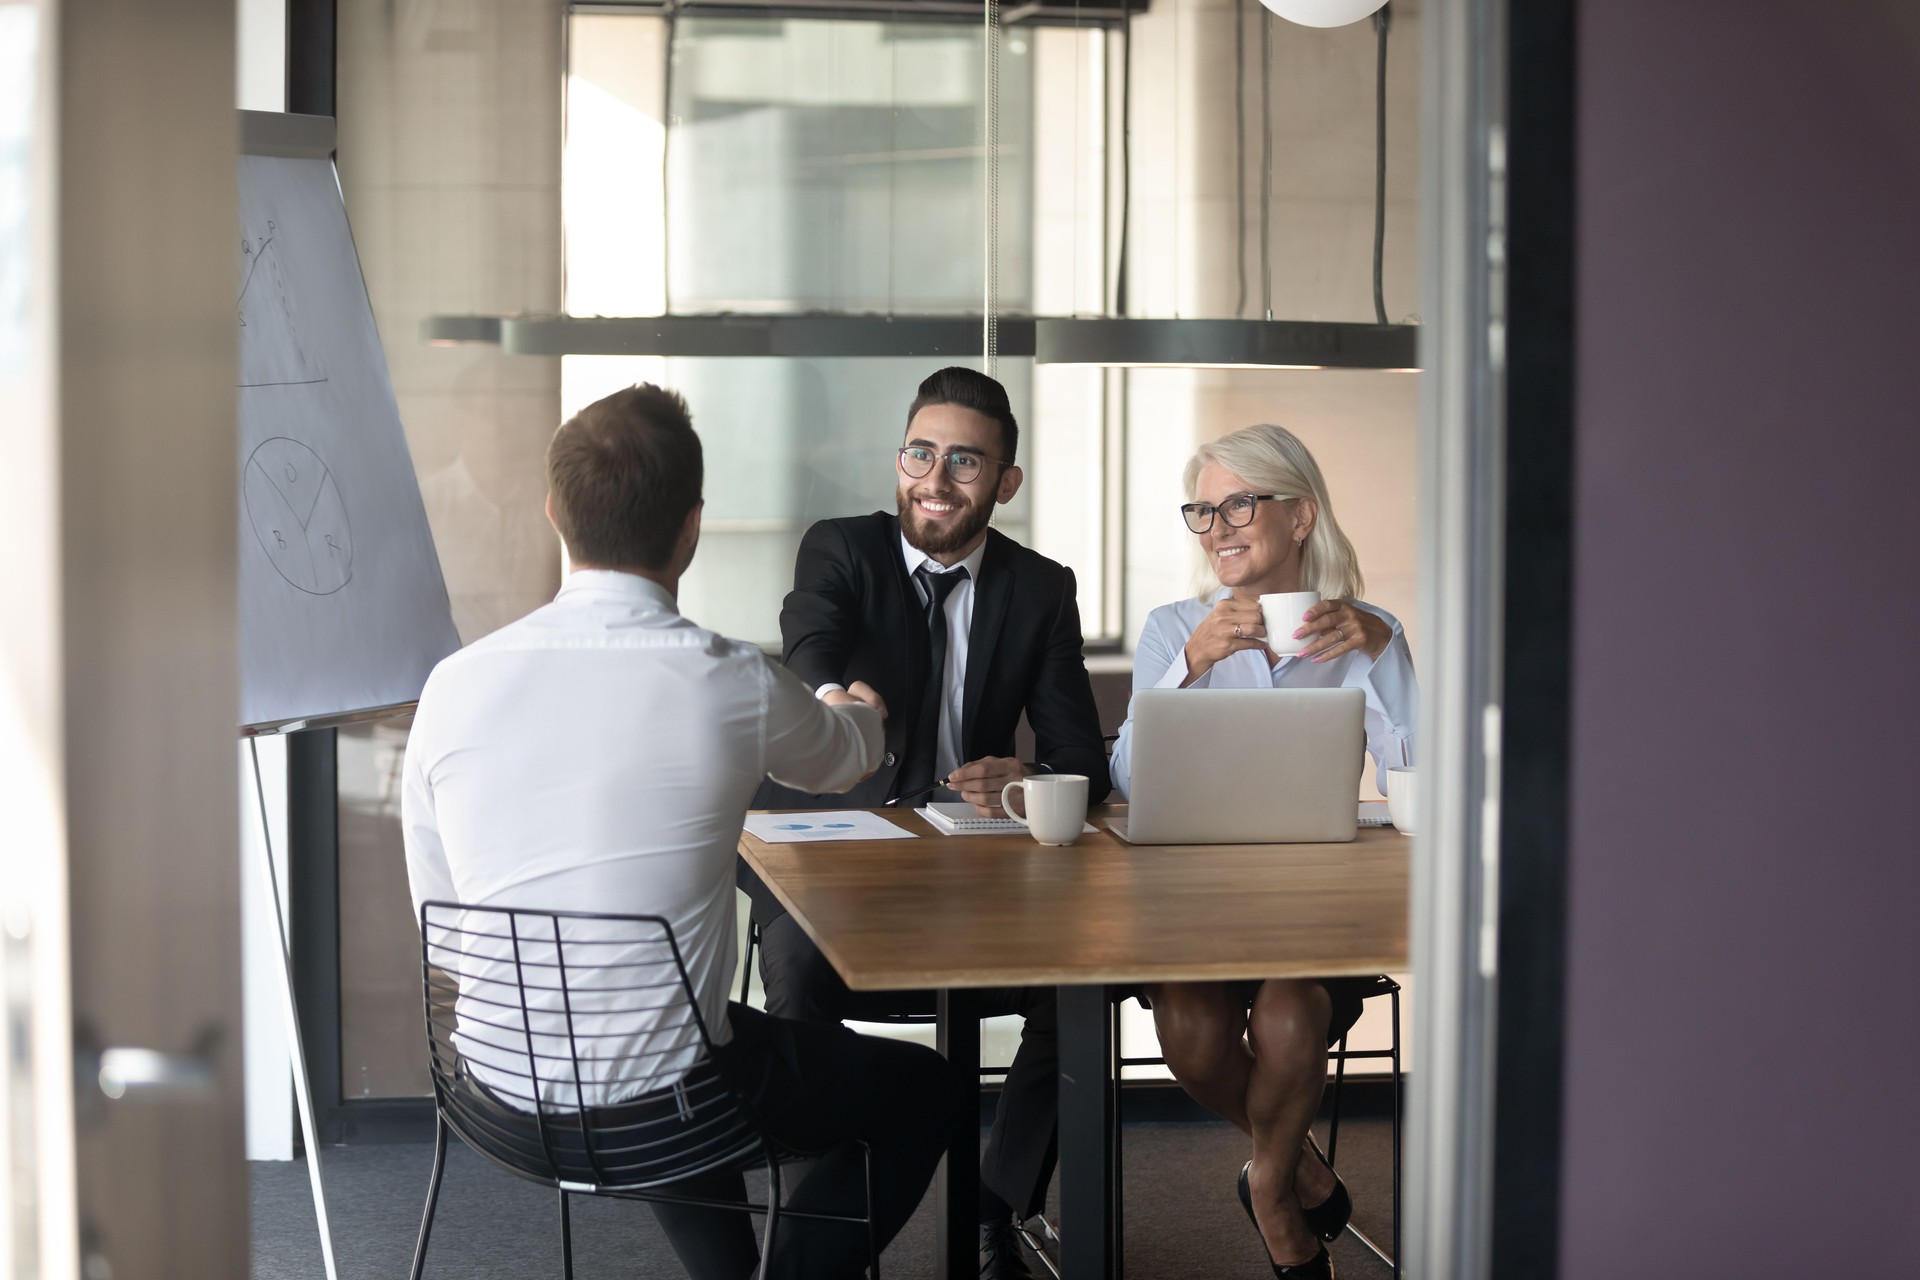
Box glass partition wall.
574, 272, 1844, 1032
563, 10, 1114, 645
334, 0, 1122, 1101
329, 0, 1416, 1107
558, 7, 1116, 1072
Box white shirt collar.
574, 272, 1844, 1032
555, 568, 680, 613
899, 531, 988, 584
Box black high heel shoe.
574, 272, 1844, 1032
1272, 1244, 1335, 1279
1237, 1164, 1339, 1278
1300, 1134, 1354, 1242
1237, 1146, 1353, 1245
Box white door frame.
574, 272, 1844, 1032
1409, 0, 1508, 1275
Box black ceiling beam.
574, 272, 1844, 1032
491, 314, 1036, 358
1035, 318, 1420, 370
570, 0, 1147, 27
423, 313, 1424, 370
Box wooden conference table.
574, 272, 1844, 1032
738, 805, 1409, 1280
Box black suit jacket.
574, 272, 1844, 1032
747, 515, 1110, 907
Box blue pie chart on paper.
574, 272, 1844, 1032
775, 823, 812, 831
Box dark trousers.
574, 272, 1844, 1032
757, 911, 1060, 1221
651, 1003, 957, 1280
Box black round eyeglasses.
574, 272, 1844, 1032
898, 446, 1008, 485
1180, 493, 1288, 534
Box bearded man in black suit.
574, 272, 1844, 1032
747, 366, 1111, 1279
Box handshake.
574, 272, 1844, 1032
818, 682, 1028, 815
820, 680, 888, 718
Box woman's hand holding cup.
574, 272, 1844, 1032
1293, 599, 1392, 664
1181, 597, 1272, 685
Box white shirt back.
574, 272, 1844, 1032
402, 570, 881, 1107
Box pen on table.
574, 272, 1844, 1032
883, 778, 950, 807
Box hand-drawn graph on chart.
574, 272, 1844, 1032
238, 217, 327, 388
245, 437, 354, 595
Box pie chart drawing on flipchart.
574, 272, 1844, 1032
235, 130, 461, 732
244, 437, 354, 595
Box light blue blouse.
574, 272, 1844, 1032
1109, 590, 1418, 799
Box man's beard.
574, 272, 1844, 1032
897, 489, 995, 557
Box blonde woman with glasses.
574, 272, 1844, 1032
1109, 423, 1416, 1279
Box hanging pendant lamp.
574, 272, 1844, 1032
1255, 0, 1388, 27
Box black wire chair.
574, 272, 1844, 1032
411, 901, 882, 1280
1110, 976, 1402, 1279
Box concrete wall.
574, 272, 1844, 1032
1121, 0, 1421, 664
1561, 4, 1920, 1272
332, 0, 566, 1098
336, 0, 564, 645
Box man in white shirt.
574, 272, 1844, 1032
403, 383, 955, 1280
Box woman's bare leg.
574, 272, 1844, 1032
1147, 981, 1336, 1266
1241, 979, 1333, 1266
1144, 982, 1254, 1132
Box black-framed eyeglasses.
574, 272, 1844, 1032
897, 445, 1008, 485
1180, 493, 1288, 534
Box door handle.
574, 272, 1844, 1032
75, 1025, 222, 1102
95, 1047, 216, 1099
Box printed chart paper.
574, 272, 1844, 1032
742, 811, 918, 844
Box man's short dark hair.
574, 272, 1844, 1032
906, 366, 1020, 466
547, 384, 703, 570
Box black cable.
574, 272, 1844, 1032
1260, 4, 1271, 321
1114, 0, 1133, 316
661, 9, 678, 316
1371, 2, 1391, 325
1234, 0, 1247, 319
888, 3, 898, 315
1074, 0, 1083, 312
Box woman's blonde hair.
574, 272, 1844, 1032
1184, 424, 1365, 601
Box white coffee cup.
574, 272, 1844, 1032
1000, 774, 1090, 846
1258, 591, 1322, 656
1386, 766, 1417, 835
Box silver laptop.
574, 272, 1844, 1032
1109, 687, 1366, 844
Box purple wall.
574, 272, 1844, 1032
1562, 3, 1920, 1273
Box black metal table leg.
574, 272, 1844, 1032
936, 988, 983, 1280
1058, 983, 1114, 1280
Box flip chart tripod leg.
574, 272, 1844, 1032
249, 736, 339, 1280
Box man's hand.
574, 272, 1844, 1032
821, 682, 888, 782
822, 680, 888, 720
844, 680, 887, 718
947, 756, 1030, 817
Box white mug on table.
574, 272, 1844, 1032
1258, 591, 1322, 657
1386, 765, 1417, 835
1000, 774, 1090, 846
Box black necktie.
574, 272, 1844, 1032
899, 564, 969, 800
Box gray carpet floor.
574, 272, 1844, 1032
253, 1119, 1396, 1280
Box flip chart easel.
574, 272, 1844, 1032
235, 107, 460, 1280
246, 727, 337, 1280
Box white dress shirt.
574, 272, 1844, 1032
816, 533, 987, 788
403, 570, 881, 1106
1110, 590, 1417, 799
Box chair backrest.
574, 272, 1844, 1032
420, 901, 763, 1192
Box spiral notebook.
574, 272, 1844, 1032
916, 802, 1099, 837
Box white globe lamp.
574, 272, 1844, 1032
1255, 0, 1388, 27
